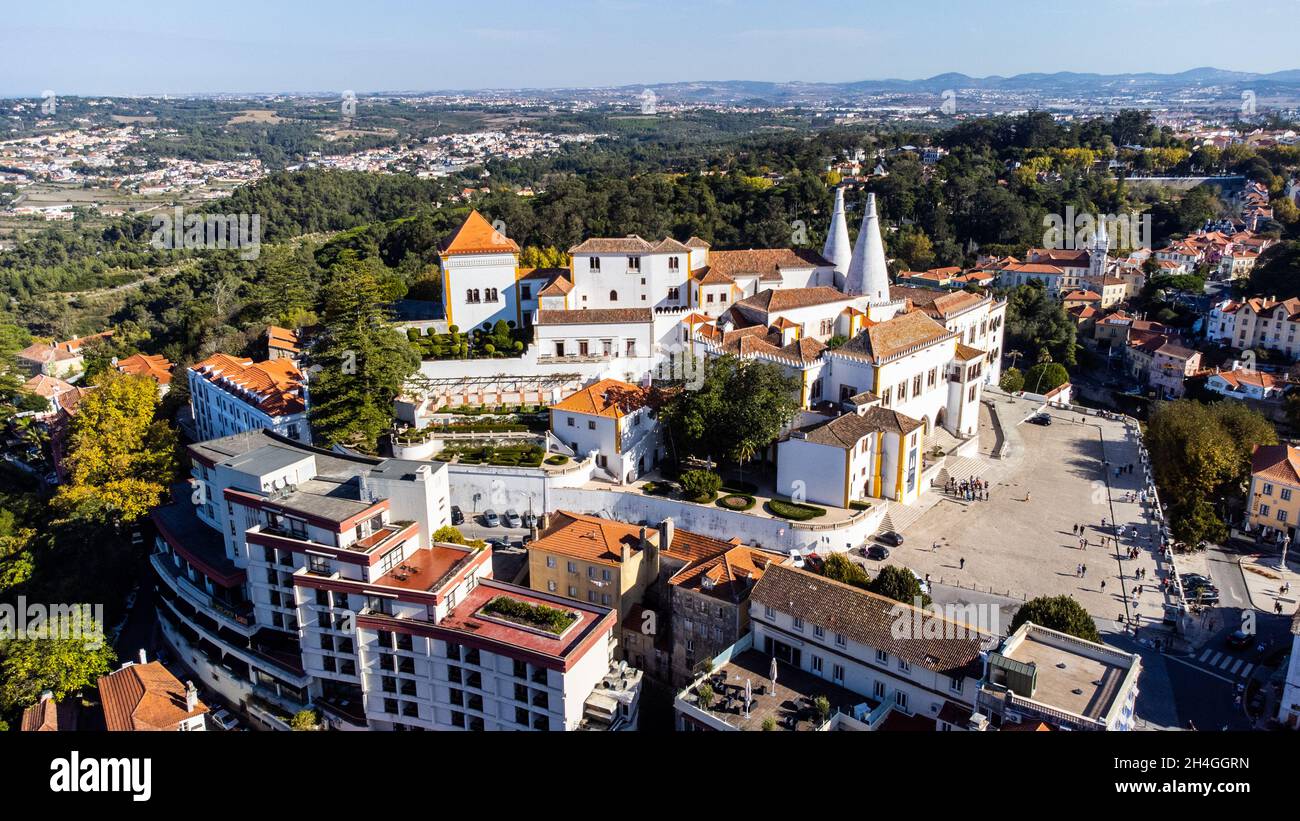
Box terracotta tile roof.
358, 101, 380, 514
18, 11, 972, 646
21, 697, 78, 731
535, 271, 574, 296
551, 379, 648, 419
890, 286, 986, 320
529, 510, 655, 565
751, 564, 991, 676
791, 406, 924, 448
1252, 444, 1300, 485
693, 266, 735, 285
658, 529, 739, 565
653, 238, 692, 253
954, 343, 985, 361
439, 210, 520, 255
190, 354, 305, 416
734, 286, 855, 316
115, 353, 174, 385
668, 544, 784, 601
266, 325, 300, 352
1007, 262, 1068, 275
1211, 369, 1286, 391
568, 236, 655, 254
97, 662, 208, 731
685, 236, 711, 249
1063, 290, 1102, 302
835, 310, 952, 363
708, 249, 832, 281
21, 373, 75, 399
535, 308, 652, 325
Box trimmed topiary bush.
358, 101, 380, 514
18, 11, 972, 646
717, 493, 757, 511
766, 499, 827, 521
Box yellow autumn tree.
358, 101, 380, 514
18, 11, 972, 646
53, 371, 177, 525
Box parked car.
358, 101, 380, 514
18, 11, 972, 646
876, 531, 904, 547
481, 509, 500, 527
865, 544, 890, 561
486, 536, 511, 549
503, 509, 522, 528
1029, 413, 1052, 426
911, 569, 931, 595
1227, 628, 1253, 649
522, 511, 538, 529
450, 505, 464, 525
209, 708, 240, 731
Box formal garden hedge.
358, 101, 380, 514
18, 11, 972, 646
765, 499, 828, 521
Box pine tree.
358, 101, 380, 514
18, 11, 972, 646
308, 252, 419, 448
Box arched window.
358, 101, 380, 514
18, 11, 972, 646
609, 290, 618, 302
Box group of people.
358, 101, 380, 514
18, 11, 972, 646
945, 475, 989, 502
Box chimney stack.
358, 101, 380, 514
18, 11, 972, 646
658, 517, 675, 552
138, 648, 148, 665
185, 681, 198, 712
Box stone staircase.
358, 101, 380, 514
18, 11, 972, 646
876, 499, 927, 535
933, 454, 990, 488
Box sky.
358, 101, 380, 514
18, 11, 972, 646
2, 0, 1298, 96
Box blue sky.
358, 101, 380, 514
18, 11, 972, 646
3, 0, 1298, 95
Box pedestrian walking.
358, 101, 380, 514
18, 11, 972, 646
1081, 564, 1087, 577
1101, 579, 1107, 592
960, 557, 966, 570
1073, 524, 1079, 536
1076, 563, 1083, 577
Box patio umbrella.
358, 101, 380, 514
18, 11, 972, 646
769, 656, 778, 688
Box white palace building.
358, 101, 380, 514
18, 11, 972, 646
413, 189, 1005, 440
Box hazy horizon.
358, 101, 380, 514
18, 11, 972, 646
4, 0, 1299, 97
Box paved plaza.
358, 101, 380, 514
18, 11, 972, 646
882, 402, 1173, 637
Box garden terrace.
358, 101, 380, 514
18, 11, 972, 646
479, 595, 580, 636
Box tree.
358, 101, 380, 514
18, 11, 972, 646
290, 709, 321, 730
868, 565, 931, 608
661, 355, 800, 466
821, 553, 871, 589
0, 609, 116, 711
679, 470, 722, 502
999, 367, 1025, 393
1005, 283, 1077, 366
53, 371, 176, 525
1010, 595, 1101, 642
1024, 362, 1070, 394
308, 252, 420, 448
1146, 400, 1276, 544
696, 683, 714, 710
431, 525, 486, 549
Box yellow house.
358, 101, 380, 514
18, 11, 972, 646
527, 511, 661, 623
1249, 444, 1300, 540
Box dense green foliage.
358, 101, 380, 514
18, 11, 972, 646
1146, 400, 1277, 544
1010, 595, 1102, 642
868, 565, 932, 608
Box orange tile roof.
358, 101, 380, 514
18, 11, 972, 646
668, 544, 784, 601
22, 373, 75, 399
551, 378, 648, 419
1253, 444, 1300, 486
191, 354, 305, 416
708, 249, 832, 281
266, 325, 300, 352
836, 310, 952, 363
97, 662, 208, 731
21, 697, 78, 731
529, 510, 655, 565
115, 353, 174, 385
439, 210, 519, 256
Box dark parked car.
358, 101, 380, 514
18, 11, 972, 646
1227, 629, 1253, 649
450, 505, 464, 525
1029, 413, 1052, 426
876, 531, 904, 547
865, 544, 891, 561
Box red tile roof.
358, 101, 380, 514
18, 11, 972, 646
97, 662, 208, 731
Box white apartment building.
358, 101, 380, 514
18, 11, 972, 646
153, 430, 450, 729
189, 353, 310, 444
153, 429, 638, 731
714, 564, 993, 725
548, 378, 662, 484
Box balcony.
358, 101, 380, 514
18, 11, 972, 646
151, 552, 254, 630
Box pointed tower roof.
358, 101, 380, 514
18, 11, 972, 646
845, 193, 891, 302
439, 210, 520, 256
822, 186, 852, 275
